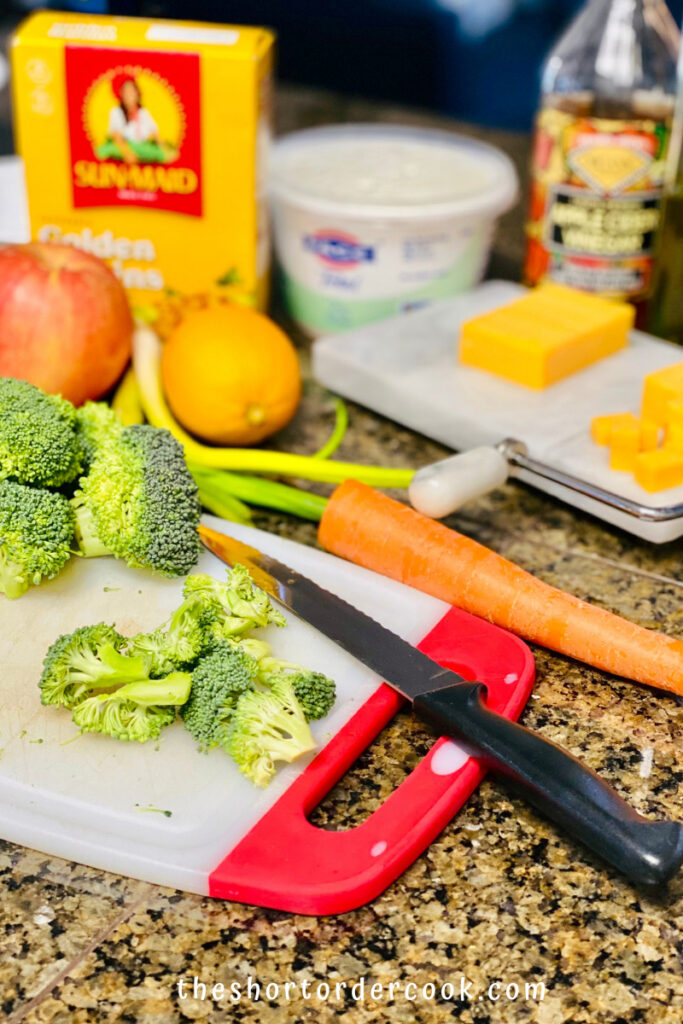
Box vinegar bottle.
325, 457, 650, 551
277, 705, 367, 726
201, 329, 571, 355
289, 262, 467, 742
524, 0, 680, 314
647, 32, 683, 343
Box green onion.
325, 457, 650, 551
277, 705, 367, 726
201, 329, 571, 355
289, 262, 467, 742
314, 398, 349, 460
192, 466, 328, 522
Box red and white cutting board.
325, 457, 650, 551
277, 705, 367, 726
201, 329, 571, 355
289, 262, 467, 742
0, 515, 534, 914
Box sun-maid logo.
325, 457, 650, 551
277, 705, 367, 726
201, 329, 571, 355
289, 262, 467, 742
65, 46, 202, 216
304, 230, 374, 268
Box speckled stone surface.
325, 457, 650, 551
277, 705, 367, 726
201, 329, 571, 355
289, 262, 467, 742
2, 86, 683, 1024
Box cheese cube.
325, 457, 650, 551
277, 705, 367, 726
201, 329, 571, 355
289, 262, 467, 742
609, 419, 641, 471
591, 412, 639, 446
640, 419, 660, 450
460, 283, 633, 389
665, 422, 683, 454
641, 363, 683, 426
666, 399, 683, 426
634, 448, 683, 492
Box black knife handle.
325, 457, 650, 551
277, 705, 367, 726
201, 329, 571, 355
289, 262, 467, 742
414, 682, 683, 887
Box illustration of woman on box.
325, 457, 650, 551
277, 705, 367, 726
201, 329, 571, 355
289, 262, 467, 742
97, 74, 178, 165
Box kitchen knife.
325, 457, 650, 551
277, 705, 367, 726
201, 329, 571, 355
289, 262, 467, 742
199, 524, 683, 887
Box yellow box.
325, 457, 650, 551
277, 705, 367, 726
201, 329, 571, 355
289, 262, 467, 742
641, 363, 683, 426
634, 448, 683, 492
460, 283, 633, 389
11, 11, 274, 325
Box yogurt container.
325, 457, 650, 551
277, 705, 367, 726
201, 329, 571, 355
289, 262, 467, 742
269, 124, 519, 336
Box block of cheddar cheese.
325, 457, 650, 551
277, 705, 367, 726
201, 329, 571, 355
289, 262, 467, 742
460, 282, 633, 390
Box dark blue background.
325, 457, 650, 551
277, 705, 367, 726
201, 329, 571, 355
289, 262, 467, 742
22, 0, 683, 129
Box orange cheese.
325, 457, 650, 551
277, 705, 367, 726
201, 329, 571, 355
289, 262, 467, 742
634, 449, 683, 493
641, 363, 683, 426
460, 283, 633, 389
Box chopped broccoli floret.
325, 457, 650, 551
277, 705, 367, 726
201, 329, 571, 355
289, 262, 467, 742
183, 564, 286, 641
39, 623, 150, 708
180, 642, 259, 750
258, 658, 336, 721
72, 424, 201, 576
0, 377, 82, 487
227, 677, 317, 788
74, 401, 123, 469
0, 480, 75, 599
129, 596, 219, 675
72, 672, 191, 743
290, 672, 336, 721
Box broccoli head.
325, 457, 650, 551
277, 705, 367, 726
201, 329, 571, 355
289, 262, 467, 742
0, 377, 82, 487
72, 424, 201, 576
74, 401, 123, 469
129, 595, 219, 676
181, 642, 259, 751
183, 564, 286, 641
39, 622, 151, 708
0, 479, 75, 599
227, 676, 317, 788
72, 672, 191, 743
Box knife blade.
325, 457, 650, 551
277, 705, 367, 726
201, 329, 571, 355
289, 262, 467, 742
199, 524, 683, 887
199, 524, 459, 702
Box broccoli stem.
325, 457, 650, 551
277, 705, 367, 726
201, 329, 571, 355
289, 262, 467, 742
72, 499, 112, 559
0, 553, 29, 600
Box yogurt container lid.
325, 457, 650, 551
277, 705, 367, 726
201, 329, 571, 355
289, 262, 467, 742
269, 123, 519, 221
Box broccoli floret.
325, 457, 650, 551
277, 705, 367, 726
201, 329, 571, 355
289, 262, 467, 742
72, 424, 201, 576
0, 480, 75, 599
290, 672, 336, 721
74, 401, 123, 469
129, 596, 219, 675
258, 657, 336, 721
183, 564, 286, 641
227, 677, 317, 788
0, 377, 82, 487
39, 623, 150, 708
180, 642, 259, 751
72, 672, 191, 743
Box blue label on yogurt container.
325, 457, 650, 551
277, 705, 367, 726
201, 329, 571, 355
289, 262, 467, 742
303, 230, 375, 268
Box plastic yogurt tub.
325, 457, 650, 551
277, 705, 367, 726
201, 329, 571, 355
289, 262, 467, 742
269, 123, 518, 336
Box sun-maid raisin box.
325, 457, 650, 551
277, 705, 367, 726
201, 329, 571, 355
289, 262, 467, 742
11, 12, 274, 323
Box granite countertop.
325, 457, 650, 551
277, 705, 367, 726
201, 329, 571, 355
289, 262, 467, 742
2, 85, 683, 1024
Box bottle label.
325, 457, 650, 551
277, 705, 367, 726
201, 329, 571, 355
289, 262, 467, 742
524, 108, 670, 299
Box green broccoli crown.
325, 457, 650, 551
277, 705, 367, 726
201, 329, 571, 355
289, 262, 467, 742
226, 676, 316, 787
0, 479, 75, 599
181, 642, 258, 751
0, 377, 82, 487
73, 424, 201, 576
39, 622, 149, 708
74, 401, 123, 469
258, 657, 336, 722
290, 671, 336, 721
129, 595, 220, 675
183, 565, 286, 641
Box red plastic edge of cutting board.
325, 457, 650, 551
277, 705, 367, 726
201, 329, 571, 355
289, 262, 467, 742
208, 606, 535, 914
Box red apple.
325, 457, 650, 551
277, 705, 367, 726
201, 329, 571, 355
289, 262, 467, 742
0, 242, 133, 405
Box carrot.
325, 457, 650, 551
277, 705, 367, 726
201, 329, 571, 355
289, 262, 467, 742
318, 479, 683, 697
